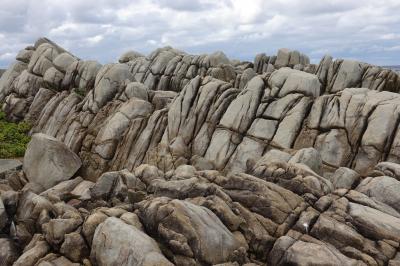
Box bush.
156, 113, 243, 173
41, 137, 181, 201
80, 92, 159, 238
0, 110, 31, 158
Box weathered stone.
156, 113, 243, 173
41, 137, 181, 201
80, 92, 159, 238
122, 82, 149, 101
268, 67, 321, 97
91, 217, 173, 266
90, 63, 134, 112
23, 133, 81, 190
0, 61, 27, 101
0, 197, 8, 231
119, 50, 144, 63
90, 171, 127, 201
16, 49, 34, 63
0, 159, 22, 177
269, 235, 360, 266
330, 167, 360, 189
28, 43, 59, 76
82, 212, 109, 246
289, 148, 323, 175
3, 39, 400, 265
60, 232, 89, 262
69, 180, 94, 201
13, 234, 50, 266
326, 60, 366, 93
356, 176, 400, 213
53, 52, 78, 73
0, 238, 19, 266
25, 88, 55, 122
43, 67, 64, 90
374, 162, 400, 181
138, 198, 245, 264
349, 202, 400, 242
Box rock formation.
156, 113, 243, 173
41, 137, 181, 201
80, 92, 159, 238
1, 37, 400, 265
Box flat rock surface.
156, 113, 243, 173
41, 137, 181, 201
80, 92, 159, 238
0, 159, 22, 173
23, 133, 81, 189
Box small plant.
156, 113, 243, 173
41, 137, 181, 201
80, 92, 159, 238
0, 109, 31, 158
74, 88, 86, 97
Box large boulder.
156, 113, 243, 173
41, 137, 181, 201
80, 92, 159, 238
0, 238, 20, 266
356, 176, 400, 213
23, 133, 81, 190
0, 198, 7, 231
349, 202, 400, 242
138, 198, 246, 265
289, 148, 323, 175
268, 67, 321, 97
269, 235, 360, 265
13, 234, 50, 266
91, 217, 173, 266
330, 167, 360, 189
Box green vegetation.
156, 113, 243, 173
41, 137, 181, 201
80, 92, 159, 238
0, 110, 31, 158
74, 88, 86, 97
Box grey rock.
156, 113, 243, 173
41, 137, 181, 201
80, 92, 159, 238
90, 170, 127, 200
0, 238, 19, 266
0, 159, 22, 177
374, 162, 400, 180
25, 87, 55, 122
268, 67, 321, 97
151, 90, 177, 109
43, 67, 64, 90
0, 61, 27, 101
60, 232, 89, 262
356, 176, 400, 213
121, 82, 149, 101
23, 133, 81, 190
289, 148, 323, 175
330, 167, 360, 189
326, 60, 366, 93
90, 63, 134, 112
13, 234, 50, 266
3, 39, 400, 265
138, 198, 245, 264
28, 43, 59, 76
53, 52, 78, 73
269, 235, 360, 266
91, 217, 173, 266
16, 49, 34, 63
349, 202, 400, 242
119, 50, 144, 63
255, 149, 292, 166
0, 197, 7, 231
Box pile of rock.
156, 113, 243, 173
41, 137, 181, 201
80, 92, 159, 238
1, 133, 400, 265
1, 38, 400, 265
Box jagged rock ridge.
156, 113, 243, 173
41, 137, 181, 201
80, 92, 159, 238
1, 38, 400, 265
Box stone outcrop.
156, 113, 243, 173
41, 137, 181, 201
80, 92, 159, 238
1, 37, 400, 265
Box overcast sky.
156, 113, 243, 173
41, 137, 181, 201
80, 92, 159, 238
1, 0, 400, 68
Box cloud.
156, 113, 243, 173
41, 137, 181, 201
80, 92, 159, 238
0, 0, 400, 68
385, 45, 400, 52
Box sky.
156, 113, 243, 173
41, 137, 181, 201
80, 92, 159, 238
1, 0, 400, 68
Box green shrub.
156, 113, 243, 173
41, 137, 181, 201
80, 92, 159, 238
0, 110, 31, 158
74, 88, 86, 97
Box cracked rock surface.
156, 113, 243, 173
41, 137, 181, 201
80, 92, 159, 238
1, 38, 400, 265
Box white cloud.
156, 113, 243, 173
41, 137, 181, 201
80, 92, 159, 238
0, 0, 400, 67
381, 33, 400, 40
86, 35, 104, 46
385, 45, 400, 52
0, 52, 16, 61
